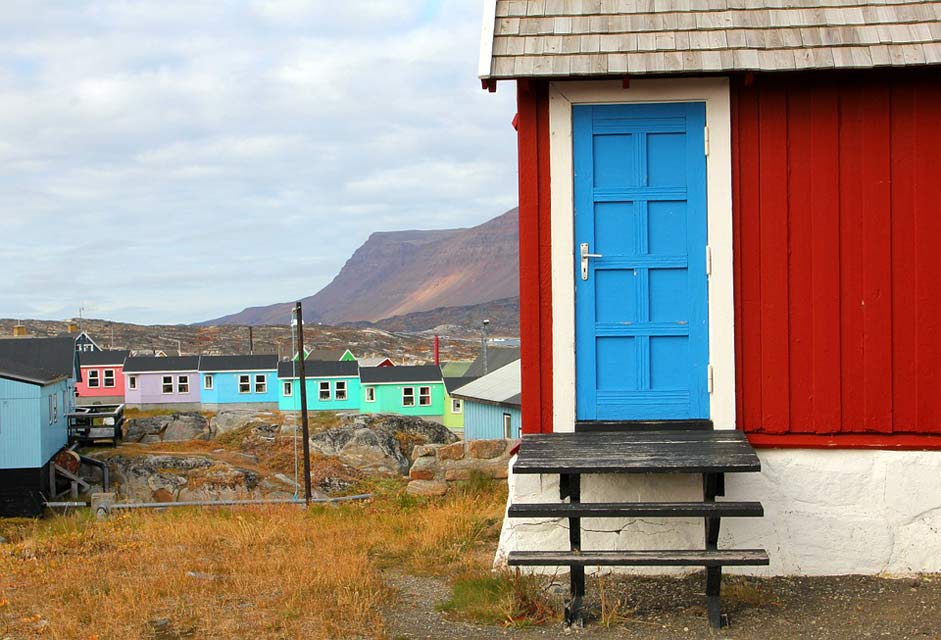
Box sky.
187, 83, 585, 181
0, 1, 518, 325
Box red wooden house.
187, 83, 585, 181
480, 0, 941, 626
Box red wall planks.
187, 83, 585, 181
733, 70, 941, 439
517, 80, 553, 435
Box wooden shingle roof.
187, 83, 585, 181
480, 0, 941, 78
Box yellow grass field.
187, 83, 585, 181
0, 480, 508, 639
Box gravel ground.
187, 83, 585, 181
384, 572, 941, 640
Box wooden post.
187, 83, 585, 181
295, 302, 313, 505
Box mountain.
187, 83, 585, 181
346, 296, 519, 336
204, 208, 519, 327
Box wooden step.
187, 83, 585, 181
576, 419, 713, 433
508, 501, 763, 519
507, 549, 770, 568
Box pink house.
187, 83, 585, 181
75, 350, 128, 405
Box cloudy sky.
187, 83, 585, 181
0, 1, 518, 325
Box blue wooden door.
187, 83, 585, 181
574, 102, 708, 421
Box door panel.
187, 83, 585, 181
574, 102, 709, 421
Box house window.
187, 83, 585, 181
87, 369, 100, 388
255, 374, 267, 394
319, 381, 331, 401
162, 376, 173, 394
451, 398, 462, 414
335, 381, 347, 401
239, 375, 251, 394
365, 386, 375, 402
282, 381, 293, 396
402, 387, 415, 407
177, 375, 189, 394
48, 395, 53, 424
128, 375, 137, 390
103, 369, 115, 388
53, 394, 58, 423
418, 386, 432, 406
503, 413, 513, 439
204, 374, 214, 390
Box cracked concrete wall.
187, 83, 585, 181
495, 449, 941, 576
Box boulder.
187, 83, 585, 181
210, 410, 278, 437
124, 413, 210, 443
308, 413, 458, 476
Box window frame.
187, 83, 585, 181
48, 395, 53, 424
503, 413, 513, 439
204, 374, 214, 390
128, 375, 137, 390
238, 374, 251, 394
177, 375, 189, 394
334, 380, 347, 401
103, 369, 115, 388
364, 386, 375, 402
451, 398, 463, 414
319, 381, 331, 401
255, 374, 267, 394
162, 375, 173, 394
418, 386, 432, 406
402, 386, 415, 407
282, 380, 293, 396
87, 369, 100, 388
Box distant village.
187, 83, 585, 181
0, 321, 521, 517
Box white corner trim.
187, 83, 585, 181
548, 78, 735, 432
478, 0, 498, 79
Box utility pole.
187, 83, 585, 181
481, 319, 491, 374
249, 326, 254, 355
294, 302, 313, 505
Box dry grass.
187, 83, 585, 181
0, 479, 508, 640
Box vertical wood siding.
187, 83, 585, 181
732, 70, 941, 437
464, 401, 521, 441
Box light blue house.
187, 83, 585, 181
451, 359, 522, 440
278, 360, 360, 412
199, 355, 279, 409
0, 337, 76, 517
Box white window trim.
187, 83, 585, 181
503, 412, 512, 439
418, 386, 432, 407
204, 374, 214, 390
334, 380, 347, 401
282, 380, 293, 396
177, 375, 189, 394
162, 375, 174, 395
103, 369, 115, 388
128, 375, 137, 390
238, 374, 251, 394
548, 78, 735, 432
402, 386, 415, 407
318, 381, 331, 401
365, 386, 375, 402
451, 398, 463, 414
87, 369, 100, 388
255, 374, 267, 394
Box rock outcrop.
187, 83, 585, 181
124, 413, 211, 443
406, 439, 514, 496
308, 413, 459, 476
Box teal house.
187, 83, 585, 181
451, 360, 522, 441
359, 365, 446, 422
0, 337, 77, 517
278, 360, 360, 412
199, 355, 279, 409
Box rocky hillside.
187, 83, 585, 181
204, 208, 519, 326
346, 296, 519, 336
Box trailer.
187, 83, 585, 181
67, 404, 125, 447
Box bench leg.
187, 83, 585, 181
706, 565, 723, 629
566, 566, 585, 627
562, 473, 584, 627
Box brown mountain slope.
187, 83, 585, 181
204, 208, 519, 326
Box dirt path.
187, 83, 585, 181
384, 572, 941, 640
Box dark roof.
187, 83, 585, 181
306, 348, 353, 361
78, 350, 129, 367
444, 376, 479, 394
464, 347, 521, 378
278, 360, 359, 378
360, 365, 442, 384
0, 337, 75, 385
505, 393, 521, 407
200, 355, 278, 372
123, 356, 200, 373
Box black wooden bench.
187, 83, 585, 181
506, 425, 769, 629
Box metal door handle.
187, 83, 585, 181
580, 242, 603, 280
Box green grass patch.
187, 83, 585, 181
437, 571, 559, 627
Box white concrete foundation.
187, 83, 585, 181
496, 448, 941, 576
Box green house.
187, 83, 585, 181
443, 376, 478, 433
359, 365, 445, 421
277, 360, 360, 412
